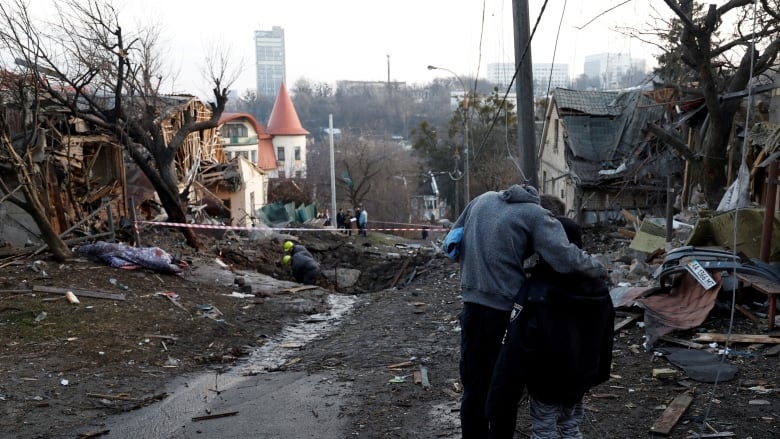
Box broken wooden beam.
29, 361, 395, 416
659, 335, 707, 350
32, 285, 126, 301
614, 313, 641, 332
650, 391, 694, 435
692, 333, 780, 344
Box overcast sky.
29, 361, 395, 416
40, 0, 678, 95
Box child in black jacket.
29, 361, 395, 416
486, 217, 614, 439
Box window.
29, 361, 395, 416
251, 150, 258, 163
553, 121, 559, 154
277, 146, 285, 161
223, 123, 248, 138
295, 171, 302, 178
294, 147, 301, 161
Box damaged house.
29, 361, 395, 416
1, 71, 128, 248
538, 87, 681, 224
0, 76, 271, 249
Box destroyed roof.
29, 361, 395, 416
553, 87, 664, 166
553, 88, 622, 116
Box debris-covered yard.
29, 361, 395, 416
0, 221, 779, 438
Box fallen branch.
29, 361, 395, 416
192, 411, 239, 422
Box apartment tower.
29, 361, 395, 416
255, 26, 286, 97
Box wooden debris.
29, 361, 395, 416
653, 368, 681, 379
386, 361, 414, 369
192, 411, 239, 422
659, 335, 707, 349
650, 391, 694, 435
685, 433, 735, 438
734, 304, 761, 324
389, 257, 412, 288
144, 334, 179, 340
614, 313, 641, 332
621, 209, 639, 230
156, 291, 188, 312
32, 285, 125, 301
692, 333, 780, 344
279, 285, 318, 294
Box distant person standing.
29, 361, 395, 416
450, 184, 606, 438
336, 209, 347, 233
358, 206, 368, 237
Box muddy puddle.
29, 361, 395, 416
98, 292, 358, 438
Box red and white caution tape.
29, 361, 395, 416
136, 220, 447, 232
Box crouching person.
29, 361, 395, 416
282, 241, 321, 285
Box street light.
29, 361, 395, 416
427, 65, 470, 207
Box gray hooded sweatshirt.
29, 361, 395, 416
452, 184, 604, 311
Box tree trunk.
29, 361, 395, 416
20, 183, 72, 261
1, 135, 71, 261
125, 144, 201, 249
156, 164, 200, 250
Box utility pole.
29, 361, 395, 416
329, 114, 337, 228
513, 0, 537, 187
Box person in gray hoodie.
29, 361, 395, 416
451, 184, 605, 438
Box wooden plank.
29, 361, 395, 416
650, 392, 694, 435
692, 333, 780, 344
32, 285, 126, 301
737, 273, 780, 294
659, 335, 707, 350
386, 361, 414, 369
614, 314, 640, 332
734, 304, 761, 324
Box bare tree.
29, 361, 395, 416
335, 134, 415, 213
0, 0, 235, 249
633, 0, 780, 205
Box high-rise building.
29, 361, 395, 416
487, 62, 516, 90
583, 53, 646, 89
487, 62, 570, 97
255, 26, 286, 97
532, 63, 570, 97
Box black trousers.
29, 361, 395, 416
459, 302, 510, 438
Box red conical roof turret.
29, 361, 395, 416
266, 82, 309, 136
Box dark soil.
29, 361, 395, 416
1, 224, 779, 438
